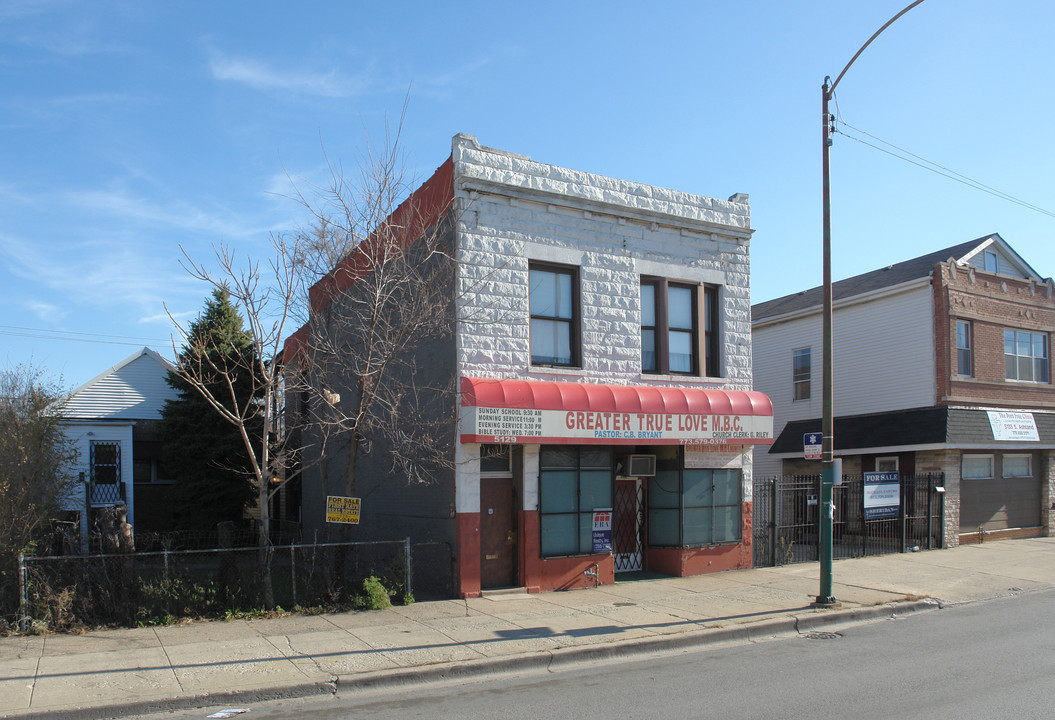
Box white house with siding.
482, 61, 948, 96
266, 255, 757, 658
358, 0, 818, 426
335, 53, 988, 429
60, 347, 179, 547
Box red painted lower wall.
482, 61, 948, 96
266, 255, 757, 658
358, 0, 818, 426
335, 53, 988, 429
458, 502, 754, 596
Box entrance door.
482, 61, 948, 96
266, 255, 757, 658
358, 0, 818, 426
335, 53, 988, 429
480, 477, 516, 588
614, 478, 643, 572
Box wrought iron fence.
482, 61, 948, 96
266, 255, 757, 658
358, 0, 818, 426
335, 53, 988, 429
15, 537, 456, 632
753, 473, 945, 568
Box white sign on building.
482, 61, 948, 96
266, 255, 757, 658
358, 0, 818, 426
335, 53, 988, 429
987, 411, 1039, 442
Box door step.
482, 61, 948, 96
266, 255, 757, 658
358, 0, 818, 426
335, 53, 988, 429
480, 586, 529, 598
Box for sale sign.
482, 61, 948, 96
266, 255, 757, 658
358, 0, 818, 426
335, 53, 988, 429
863, 472, 900, 520
326, 496, 361, 525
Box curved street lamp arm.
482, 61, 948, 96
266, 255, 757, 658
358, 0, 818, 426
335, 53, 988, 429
829, 0, 927, 97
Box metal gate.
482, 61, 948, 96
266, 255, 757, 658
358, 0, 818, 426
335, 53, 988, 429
753, 473, 945, 568
614, 478, 643, 572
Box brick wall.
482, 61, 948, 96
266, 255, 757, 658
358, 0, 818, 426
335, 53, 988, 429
935, 261, 1055, 408
1044, 450, 1055, 536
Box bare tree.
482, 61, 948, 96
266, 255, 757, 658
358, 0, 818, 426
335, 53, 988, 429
285, 126, 461, 528
171, 122, 503, 606
168, 234, 306, 608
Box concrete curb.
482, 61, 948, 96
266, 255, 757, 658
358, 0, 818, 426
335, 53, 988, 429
6, 599, 942, 720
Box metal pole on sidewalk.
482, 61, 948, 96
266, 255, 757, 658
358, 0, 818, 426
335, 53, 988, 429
18, 552, 28, 633
817, 0, 926, 607
404, 537, 413, 600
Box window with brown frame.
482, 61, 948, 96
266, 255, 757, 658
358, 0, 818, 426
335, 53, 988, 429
529, 263, 580, 367
641, 278, 720, 376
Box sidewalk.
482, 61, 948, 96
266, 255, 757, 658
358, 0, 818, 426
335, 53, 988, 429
3, 537, 1054, 719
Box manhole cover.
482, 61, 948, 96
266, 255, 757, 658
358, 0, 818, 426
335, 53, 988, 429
802, 631, 842, 640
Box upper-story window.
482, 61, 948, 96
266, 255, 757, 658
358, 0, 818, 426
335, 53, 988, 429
91, 441, 121, 484
956, 320, 972, 376
1004, 329, 1049, 383
983, 249, 998, 273
641, 278, 719, 376
529, 263, 580, 367
792, 347, 811, 400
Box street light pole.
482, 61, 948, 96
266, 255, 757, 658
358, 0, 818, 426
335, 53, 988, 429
816, 0, 926, 608
818, 76, 836, 606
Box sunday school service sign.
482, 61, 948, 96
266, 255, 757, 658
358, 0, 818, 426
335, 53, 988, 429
460, 406, 773, 445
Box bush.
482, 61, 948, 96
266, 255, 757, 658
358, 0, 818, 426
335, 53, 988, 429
355, 575, 391, 610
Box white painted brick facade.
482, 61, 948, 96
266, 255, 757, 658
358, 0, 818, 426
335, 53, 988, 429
449, 135, 758, 505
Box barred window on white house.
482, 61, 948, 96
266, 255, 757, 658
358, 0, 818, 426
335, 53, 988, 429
90, 441, 121, 484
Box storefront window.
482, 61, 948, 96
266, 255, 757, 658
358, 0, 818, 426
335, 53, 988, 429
961, 454, 994, 479
539, 446, 613, 556
648, 451, 741, 547
1002, 454, 1032, 478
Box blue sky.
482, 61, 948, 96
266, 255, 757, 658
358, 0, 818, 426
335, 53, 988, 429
2, 0, 1053, 387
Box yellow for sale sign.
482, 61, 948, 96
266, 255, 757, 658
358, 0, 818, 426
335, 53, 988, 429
326, 496, 361, 524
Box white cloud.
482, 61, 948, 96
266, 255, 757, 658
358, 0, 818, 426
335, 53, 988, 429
65, 188, 261, 240
23, 299, 66, 323
210, 53, 375, 99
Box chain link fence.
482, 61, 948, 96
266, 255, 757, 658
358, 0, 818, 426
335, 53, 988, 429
16, 538, 453, 632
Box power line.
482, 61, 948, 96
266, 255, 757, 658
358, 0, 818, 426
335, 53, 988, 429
0, 325, 171, 349
834, 120, 1055, 219
0, 325, 169, 342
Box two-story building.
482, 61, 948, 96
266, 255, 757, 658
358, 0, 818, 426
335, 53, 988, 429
752, 234, 1055, 546
290, 134, 773, 598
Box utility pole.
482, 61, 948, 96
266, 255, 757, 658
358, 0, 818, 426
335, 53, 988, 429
816, 0, 926, 607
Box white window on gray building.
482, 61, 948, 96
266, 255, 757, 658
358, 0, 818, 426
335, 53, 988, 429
961, 454, 994, 480
983, 249, 998, 273
1002, 454, 1032, 478
792, 347, 811, 401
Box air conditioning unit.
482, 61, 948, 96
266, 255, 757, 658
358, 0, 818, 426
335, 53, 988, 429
624, 454, 657, 477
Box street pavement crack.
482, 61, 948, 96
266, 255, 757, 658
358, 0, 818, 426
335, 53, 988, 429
153, 627, 185, 693
27, 635, 44, 709
267, 634, 322, 678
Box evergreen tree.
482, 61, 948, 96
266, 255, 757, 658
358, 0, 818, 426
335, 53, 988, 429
160, 288, 258, 534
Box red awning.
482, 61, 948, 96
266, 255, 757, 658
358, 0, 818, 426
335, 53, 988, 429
461, 377, 773, 416
460, 377, 773, 446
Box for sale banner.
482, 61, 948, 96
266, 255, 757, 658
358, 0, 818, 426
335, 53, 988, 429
863, 472, 900, 520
